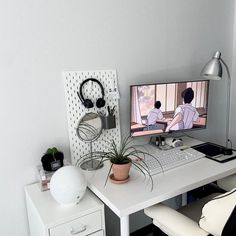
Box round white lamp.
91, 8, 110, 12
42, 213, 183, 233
50, 165, 87, 206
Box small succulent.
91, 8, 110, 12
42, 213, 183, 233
46, 147, 59, 160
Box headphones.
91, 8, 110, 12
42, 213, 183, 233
166, 137, 183, 147
77, 78, 106, 109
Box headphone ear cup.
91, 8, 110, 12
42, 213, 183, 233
96, 98, 106, 108
83, 99, 94, 109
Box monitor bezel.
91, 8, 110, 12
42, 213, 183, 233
130, 79, 210, 137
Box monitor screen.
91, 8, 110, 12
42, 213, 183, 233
130, 80, 209, 137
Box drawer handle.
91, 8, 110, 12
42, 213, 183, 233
70, 226, 87, 235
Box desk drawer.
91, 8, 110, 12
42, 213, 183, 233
50, 211, 102, 236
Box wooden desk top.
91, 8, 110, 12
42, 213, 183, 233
132, 129, 163, 137
156, 117, 206, 127
131, 124, 146, 129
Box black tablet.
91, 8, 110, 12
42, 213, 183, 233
191, 142, 236, 163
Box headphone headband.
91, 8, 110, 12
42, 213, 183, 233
78, 78, 106, 109
79, 78, 105, 102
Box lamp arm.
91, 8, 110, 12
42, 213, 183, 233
220, 58, 231, 148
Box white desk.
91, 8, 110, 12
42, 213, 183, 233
83, 137, 236, 236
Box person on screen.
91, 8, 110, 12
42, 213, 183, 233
146, 101, 165, 130
165, 88, 199, 132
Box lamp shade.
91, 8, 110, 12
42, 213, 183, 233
201, 51, 223, 80
201, 50, 233, 154
50, 165, 87, 206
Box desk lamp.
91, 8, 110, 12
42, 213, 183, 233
201, 51, 233, 155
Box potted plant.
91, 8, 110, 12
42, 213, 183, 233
76, 135, 162, 191
41, 147, 64, 171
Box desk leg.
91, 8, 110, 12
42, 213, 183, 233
120, 216, 129, 236
182, 192, 187, 206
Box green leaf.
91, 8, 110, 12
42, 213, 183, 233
76, 134, 162, 191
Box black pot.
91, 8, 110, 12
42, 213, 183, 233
41, 152, 64, 171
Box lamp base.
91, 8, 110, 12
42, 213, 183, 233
222, 147, 233, 156
80, 160, 104, 171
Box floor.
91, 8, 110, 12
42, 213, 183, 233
130, 224, 167, 236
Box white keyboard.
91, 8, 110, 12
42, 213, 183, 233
142, 146, 205, 175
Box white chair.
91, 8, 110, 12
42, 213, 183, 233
144, 189, 236, 236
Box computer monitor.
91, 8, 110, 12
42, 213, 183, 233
130, 80, 209, 137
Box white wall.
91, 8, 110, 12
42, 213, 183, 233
0, 1, 235, 235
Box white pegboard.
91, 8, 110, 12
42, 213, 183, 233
63, 70, 121, 165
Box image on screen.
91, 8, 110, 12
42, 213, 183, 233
130, 80, 209, 137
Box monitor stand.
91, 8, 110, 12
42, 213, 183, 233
149, 135, 182, 151
149, 136, 170, 150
